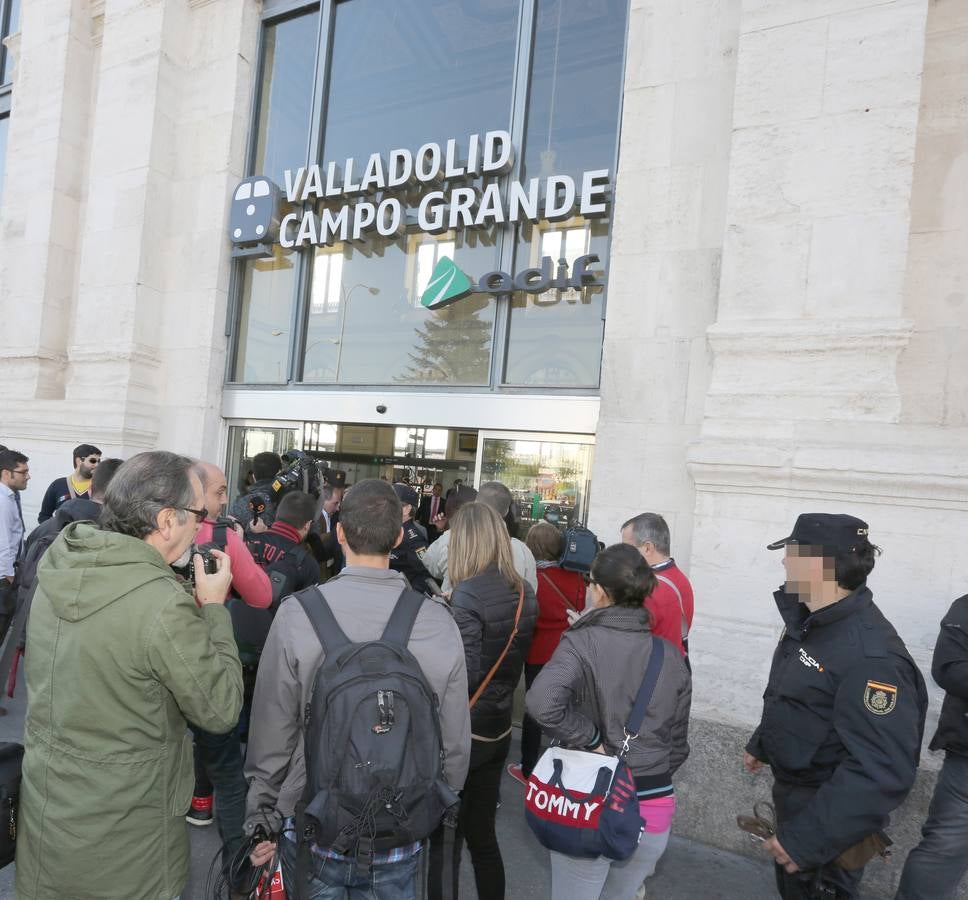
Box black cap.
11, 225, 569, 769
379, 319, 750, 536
393, 483, 419, 508
767, 513, 870, 553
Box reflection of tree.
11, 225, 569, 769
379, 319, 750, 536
397, 296, 492, 384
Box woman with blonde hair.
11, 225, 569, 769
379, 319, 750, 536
429, 502, 536, 900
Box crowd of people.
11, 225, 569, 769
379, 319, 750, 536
0, 444, 964, 900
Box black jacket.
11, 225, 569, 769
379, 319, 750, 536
390, 521, 437, 596
929, 594, 968, 756
451, 565, 536, 739
747, 586, 927, 869
228, 479, 278, 530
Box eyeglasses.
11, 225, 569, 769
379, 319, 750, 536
85, 457, 100, 464
181, 507, 207, 523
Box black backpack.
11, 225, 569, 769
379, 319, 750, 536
0, 743, 23, 869
293, 585, 458, 875
559, 524, 601, 574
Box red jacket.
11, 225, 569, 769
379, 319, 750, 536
197, 519, 271, 609
528, 565, 586, 664
644, 559, 693, 656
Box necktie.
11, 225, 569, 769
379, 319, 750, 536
13, 492, 23, 530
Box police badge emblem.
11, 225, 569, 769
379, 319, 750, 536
864, 680, 898, 716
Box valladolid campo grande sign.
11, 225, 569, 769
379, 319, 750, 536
229, 130, 611, 253
420, 255, 603, 310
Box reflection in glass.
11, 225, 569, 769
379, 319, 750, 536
503, 0, 628, 387
0, 115, 8, 211
297, 0, 519, 386
252, 10, 320, 187
1, 0, 19, 84
232, 248, 298, 383
481, 436, 594, 537
394, 428, 449, 459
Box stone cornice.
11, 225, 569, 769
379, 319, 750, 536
706, 318, 914, 353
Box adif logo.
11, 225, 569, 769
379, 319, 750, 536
421, 257, 473, 310
799, 648, 824, 673
420, 254, 603, 310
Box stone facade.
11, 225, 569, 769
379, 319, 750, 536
1, 0, 967, 896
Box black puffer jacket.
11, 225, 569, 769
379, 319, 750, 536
451, 565, 536, 739
929, 594, 968, 756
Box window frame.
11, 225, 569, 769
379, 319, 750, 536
225, 0, 630, 396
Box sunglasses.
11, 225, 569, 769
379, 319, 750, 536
181, 507, 207, 524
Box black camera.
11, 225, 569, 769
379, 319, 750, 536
189, 542, 219, 582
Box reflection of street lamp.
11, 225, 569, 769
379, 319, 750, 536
327, 282, 379, 380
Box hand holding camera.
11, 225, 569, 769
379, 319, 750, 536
192, 546, 233, 606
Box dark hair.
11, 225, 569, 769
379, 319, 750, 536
0, 450, 28, 474
621, 512, 671, 556
339, 479, 402, 555
73, 444, 101, 466
276, 490, 316, 529
526, 520, 562, 562
834, 540, 881, 590
99, 451, 195, 538
444, 484, 477, 521
252, 451, 283, 482
591, 543, 657, 609
90, 458, 124, 500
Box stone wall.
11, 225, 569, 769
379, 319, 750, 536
0, 0, 259, 522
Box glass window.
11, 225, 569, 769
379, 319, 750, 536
232, 249, 298, 383
503, 0, 627, 387
0, 115, 8, 211
300, 0, 520, 385
252, 10, 320, 187
1, 0, 19, 85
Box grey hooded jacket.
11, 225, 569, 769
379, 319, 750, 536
526, 605, 691, 780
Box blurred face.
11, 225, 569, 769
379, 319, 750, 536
401, 503, 413, 523
201, 465, 228, 520
432, 485, 442, 497
76, 454, 101, 480
783, 544, 834, 600
1, 463, 29, 492
323, 488, 343, 516
620, 526, 650, 560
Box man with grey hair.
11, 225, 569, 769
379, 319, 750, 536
15, 451, 244, 900
621, 512, 694, 659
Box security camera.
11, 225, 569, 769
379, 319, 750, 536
376, 404, 387, 415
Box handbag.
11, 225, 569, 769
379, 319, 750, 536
525, 639, 665, 861
469, 586, 525, 709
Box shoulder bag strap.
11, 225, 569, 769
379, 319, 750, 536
66, 478, 78, 501
295, 586, 351, 656
381, 587, 425, 647
469, 586, 525, 710
624, 638, 666, 740
539, 570, 578, 613
655, 573, 688, 641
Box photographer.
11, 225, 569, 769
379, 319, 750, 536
228, 451, 283, 532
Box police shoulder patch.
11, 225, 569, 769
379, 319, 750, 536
863, 680, 898, 716
415, 546, 427, 559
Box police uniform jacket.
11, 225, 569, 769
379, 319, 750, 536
928, 594, 968, 757
389, 520, 437, 596
746, 585, 927, 870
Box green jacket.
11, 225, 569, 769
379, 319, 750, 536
15, 522, 243, 900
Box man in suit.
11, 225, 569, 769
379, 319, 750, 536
418, 482, 445, 543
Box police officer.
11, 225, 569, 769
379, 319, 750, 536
745, 514, 927, 899
389, 483, 439, 596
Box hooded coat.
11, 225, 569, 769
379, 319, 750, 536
14, 522, 244, 900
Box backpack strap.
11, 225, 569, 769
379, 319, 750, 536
211, 518, 230, 552
624, 638, 665, 743
295, 586, 351, 656
380, 587, 425, 648
654, 572, 688, 642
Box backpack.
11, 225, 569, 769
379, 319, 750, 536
558, 525, 600, 574
293, 585, 458, 875
0, 743, 23, 869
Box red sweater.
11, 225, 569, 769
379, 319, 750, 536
644, 559, 694, 656
197, 519, 271, 609
528, 565, 587, 664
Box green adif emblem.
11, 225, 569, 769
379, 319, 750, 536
420, 257, 473, 310
863, 680, 898, 716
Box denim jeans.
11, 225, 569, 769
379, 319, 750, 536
896, 752, 968, 900
190, 725, 248, 867
278, 833, 419, 900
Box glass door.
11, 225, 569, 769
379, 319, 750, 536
474, 431, 595, 539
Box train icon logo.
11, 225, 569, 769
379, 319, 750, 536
229, 177, 282, 246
